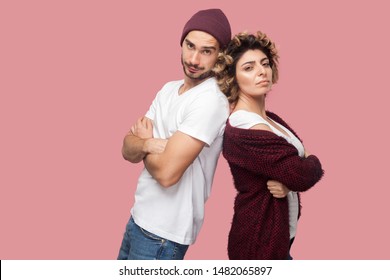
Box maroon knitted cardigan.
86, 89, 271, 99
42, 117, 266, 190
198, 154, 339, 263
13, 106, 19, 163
223, 111, 324, 260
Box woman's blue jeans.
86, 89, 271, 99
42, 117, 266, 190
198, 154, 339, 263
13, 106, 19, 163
117, 216, 189, 260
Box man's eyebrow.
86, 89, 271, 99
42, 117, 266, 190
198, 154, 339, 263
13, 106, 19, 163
184, 39, 217, 51
184, 38, 193, 45
201, 46, 217, 51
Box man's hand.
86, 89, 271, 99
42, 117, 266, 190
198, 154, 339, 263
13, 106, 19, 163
122, 117, 167, 163
130, 117, 153, 139
128, 117, 167, 155
143, 138, 168, 154
267, 180, 290, 198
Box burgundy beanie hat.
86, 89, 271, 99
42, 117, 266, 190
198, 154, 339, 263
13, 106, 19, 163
180, 9, 231, 49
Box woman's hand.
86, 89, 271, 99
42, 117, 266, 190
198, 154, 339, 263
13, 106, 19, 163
267, 180, 290, 198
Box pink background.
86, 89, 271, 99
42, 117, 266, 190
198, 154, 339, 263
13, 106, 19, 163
1, 0, 389, 259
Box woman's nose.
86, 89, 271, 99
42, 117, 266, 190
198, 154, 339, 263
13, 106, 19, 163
257, 65, 265, 76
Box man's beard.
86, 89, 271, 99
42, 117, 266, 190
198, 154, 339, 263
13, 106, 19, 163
181, 59, 214, 81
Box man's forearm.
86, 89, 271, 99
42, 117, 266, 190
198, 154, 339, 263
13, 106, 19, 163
142, 131, 205, 188
122, 133, 148, 163
144, 153, 179, 188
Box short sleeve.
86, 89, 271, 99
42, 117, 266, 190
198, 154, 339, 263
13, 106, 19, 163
229, 110, 269, 129
178, 93, 229, 146
144, 91, 160, 121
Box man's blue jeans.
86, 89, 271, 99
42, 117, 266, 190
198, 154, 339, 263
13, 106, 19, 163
117, 216, 189, 260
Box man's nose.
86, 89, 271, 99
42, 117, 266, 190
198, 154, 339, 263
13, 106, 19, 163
189, 51, 200, 65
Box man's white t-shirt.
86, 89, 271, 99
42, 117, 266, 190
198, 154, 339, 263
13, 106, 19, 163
131, 77, 229, 245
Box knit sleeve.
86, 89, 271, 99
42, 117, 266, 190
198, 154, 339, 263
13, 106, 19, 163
223, 127, 324, 192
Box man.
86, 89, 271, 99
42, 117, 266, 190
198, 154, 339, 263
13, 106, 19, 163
118, 9, 231, 260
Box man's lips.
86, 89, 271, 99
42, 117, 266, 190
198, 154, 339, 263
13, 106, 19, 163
185, 63, 203, 73
188, 67, 199, 73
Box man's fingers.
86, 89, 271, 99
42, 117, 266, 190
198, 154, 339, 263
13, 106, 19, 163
137, 117, 144, 127
140, 117, 147, 127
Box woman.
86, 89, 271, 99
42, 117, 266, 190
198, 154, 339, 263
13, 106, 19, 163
214, 31, 324, 259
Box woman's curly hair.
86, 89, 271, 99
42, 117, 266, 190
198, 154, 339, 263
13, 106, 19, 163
213, 31, 279, 105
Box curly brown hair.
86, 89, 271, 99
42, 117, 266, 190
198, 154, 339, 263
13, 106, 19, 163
214, 31, 279, 105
